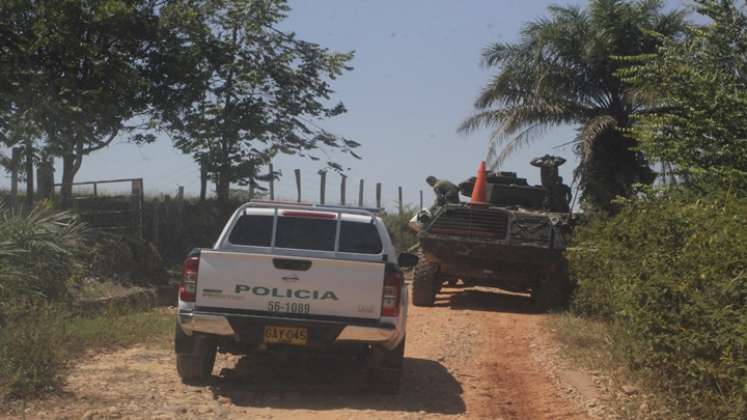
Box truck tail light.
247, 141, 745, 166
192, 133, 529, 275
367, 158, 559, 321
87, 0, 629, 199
180, 256, 199, 302
382, 266, 403, 317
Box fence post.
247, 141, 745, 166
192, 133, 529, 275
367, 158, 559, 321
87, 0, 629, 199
420, 190, 423, 209
93, 183, 98, 197
398, 186, 403, 215
249, 182, 255, 200
175, 187, 184, 239
358, 179, 364, 207
294, 169, 301, 202
269, 163, 275, 201
152, 201, 160, 247
340, 175, 347, 206
376, 183, 381, 209
320, 171, 326, 205
199, 163, 207, 202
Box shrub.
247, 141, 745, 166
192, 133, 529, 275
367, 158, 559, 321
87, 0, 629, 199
0, 301, 67, 399
568, 190, 747, 419
382, 206, 418, 254
0, 203, 86, 303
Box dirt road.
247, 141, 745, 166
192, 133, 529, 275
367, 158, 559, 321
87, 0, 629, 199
13, 286, 594, 419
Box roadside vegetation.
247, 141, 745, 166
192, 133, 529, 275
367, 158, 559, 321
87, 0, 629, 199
567, 191, 747, 419
0, 204, 173, 400
565, 2, 745, 419
467, 0, 747, 418
382, 206, 419, 254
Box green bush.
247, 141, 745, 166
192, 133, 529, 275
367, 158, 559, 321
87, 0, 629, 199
382, 206, 418, 254
0, 302, 67, 399
568, 190, 747, 419
0, 203, 86, 303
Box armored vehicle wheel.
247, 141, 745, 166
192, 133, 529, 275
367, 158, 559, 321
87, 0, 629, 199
532, 263, 571, 311
412, 258, 440, 307
368, 336, 406, 393
175, 326, 217, 384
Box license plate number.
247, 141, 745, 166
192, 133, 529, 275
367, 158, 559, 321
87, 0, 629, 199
263, 326, 308, 346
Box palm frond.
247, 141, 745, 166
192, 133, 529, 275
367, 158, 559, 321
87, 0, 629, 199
575, 115, 618, 160
491, 123, 551, 169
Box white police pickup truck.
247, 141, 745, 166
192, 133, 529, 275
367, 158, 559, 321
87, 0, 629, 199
174, 201, 418, 392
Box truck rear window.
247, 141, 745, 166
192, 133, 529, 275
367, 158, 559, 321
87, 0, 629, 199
339, 221, 382, 254
276, 217, 336, 251
228, 214, 383, 254
228, 215, 273, 246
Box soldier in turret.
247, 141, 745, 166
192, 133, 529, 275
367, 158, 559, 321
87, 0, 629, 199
426, 176, 460, 208
530, 155, 571, 212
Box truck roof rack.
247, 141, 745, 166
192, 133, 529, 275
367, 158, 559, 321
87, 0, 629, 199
246, 199, 383, 216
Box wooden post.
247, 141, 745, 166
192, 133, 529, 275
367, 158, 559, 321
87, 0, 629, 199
199, 164, 207, 202
376, 183, 381, 209
419, 190, 423, 209
340, 175, 347, 206
269, 163, 275, 201
320, 171, 327, 204
93, 183, 98, 197
152, 201, 160, 247
398, 186, 403, 215
294, 169, 301, 202
358, 179, 364, 207
9, 147, 21, 208
249, 182, 255, 200
176, 187, 184, 239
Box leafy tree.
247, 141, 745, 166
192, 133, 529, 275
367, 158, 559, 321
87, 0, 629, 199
157, 0, 358, 207
623, 0, 747, 191
460, 0, 685, 212
0, 0, 164, 206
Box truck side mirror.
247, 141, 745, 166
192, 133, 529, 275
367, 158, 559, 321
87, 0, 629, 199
397, 252, 419, 268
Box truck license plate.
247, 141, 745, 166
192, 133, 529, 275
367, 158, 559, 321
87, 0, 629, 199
263, 326, 308, 346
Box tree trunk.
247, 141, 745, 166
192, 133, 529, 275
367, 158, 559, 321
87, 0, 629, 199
9, 147, 21, 209
60, 154, 79, 208
216, 169, 230, 208
37, 155, 54, 200
24, 140, 34, 210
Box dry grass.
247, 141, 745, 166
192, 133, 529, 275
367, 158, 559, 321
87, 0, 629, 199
546, 313, 693, 420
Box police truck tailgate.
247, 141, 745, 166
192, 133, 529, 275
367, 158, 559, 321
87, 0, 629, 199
196, 250, 386, 320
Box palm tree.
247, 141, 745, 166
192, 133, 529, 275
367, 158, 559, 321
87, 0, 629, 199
460, 0, 685, 211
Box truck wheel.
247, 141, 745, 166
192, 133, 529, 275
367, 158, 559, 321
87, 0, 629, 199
368, 336, 406, 393
532, 263, 571, 312
412, 259, 439, 307
175, 328, 217, 384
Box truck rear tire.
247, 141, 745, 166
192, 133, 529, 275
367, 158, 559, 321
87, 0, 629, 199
412, 259, 439, 307
368, 336, 406, 393
175, 328, 217, 384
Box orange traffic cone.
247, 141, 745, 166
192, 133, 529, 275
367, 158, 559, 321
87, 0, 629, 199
470, 161, 488, 204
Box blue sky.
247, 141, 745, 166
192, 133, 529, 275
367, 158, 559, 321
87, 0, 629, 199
1, 0, 684, 209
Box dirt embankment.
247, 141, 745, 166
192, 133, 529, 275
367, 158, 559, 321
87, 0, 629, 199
10, 286, 598, 419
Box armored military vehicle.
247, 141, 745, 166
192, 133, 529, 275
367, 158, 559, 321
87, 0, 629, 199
410, 155, 574, 310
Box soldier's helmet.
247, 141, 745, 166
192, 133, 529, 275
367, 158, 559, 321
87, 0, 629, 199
426, 176, 438, 186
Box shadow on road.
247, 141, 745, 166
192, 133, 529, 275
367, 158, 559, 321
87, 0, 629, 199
433, 287, 540, 314
206, 353, 465, 415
